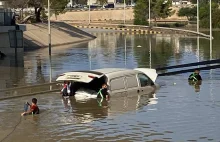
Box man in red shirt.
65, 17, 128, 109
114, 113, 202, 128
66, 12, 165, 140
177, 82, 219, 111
21, 98, 39, 116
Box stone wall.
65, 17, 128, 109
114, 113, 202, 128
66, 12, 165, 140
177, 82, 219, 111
51, 9, 134, 22
50, 7, 187, 22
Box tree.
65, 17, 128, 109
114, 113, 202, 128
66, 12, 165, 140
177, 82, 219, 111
134, 0, 172, 26
97, 0, 108, 6
6, 0, 68, 22
178, 7, 197, 21
199, 1, 219, 28
6, 0, 28, 8
27, 0, 43, 22
48, 0, 69, 18
177, 1, 220, 28
152, 0, 172, 25
133, 0, 149, 25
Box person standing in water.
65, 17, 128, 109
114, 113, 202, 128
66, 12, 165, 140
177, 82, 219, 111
60, 81, 71, 96
188, 69, 202, 82
97, 83, 109, 100
21, 98, 39, 116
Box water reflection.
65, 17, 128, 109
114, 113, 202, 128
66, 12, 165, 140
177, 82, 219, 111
60, 93, 157, 124
1, 32, 219, 88
188, 81, 202, 92
0, 54, 24, 90
0, 32, 220, 141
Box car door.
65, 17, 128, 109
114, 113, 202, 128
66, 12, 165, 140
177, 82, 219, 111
137, 73, 155, 95
124, 75, 140, 97
109, 76, 127, 97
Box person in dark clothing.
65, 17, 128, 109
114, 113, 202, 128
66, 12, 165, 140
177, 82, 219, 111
0, 51, 6, 59
60, 81, 71, 96
97, 83, 109, 100
188, 69, 202, 82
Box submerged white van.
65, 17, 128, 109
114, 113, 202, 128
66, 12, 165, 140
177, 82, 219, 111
56, 68, 158, 98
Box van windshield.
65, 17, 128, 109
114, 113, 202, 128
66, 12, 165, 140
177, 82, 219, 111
69, 76, 107, 95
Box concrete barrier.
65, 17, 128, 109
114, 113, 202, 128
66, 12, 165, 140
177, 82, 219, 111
0, 82, 59, 100
72, 24, 161, 34
70, 22, 212, 38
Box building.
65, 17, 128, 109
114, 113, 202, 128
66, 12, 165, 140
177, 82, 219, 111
67, 0, 116, 7
172, 0, 192, 6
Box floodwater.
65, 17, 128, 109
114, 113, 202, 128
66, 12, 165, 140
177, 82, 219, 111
0, 31, 220, 142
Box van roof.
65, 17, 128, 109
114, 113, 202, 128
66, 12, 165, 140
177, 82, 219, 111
93, 68, 128, 74
93, 68, 139, 78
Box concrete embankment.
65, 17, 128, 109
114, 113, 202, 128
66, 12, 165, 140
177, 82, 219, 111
69, 23, 212, 38
24, 22, 96, 50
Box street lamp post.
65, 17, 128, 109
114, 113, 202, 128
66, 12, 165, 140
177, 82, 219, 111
149, 36, 151, 68
197, 0, 200, 64
197, 0, 199, 33
89, 0, 91, 25
124, 37, 127, 67
48, 0, 52, 88
210, 0, 212, 59
48, 0, 51, 56
149, 0, 151, 26
124, 0, 126, 24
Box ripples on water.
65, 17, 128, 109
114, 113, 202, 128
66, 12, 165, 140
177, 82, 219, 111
0, 32, 220, 141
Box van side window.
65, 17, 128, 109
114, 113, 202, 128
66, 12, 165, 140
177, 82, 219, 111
110, 77, 125, 91
126, 75, 138, 89
138, 73, 154, 87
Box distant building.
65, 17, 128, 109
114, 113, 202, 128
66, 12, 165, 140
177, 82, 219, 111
67, 0, 116, 7
87, 0, 115, 5
172, 0, 192, 6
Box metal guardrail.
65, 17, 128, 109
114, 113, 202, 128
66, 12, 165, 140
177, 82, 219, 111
0, 82, 61, 100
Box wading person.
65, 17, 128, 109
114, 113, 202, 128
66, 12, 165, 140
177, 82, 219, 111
188, 69, 202, 82
97, 83, 109, 100
60, 81, 71, 96
21, 98, 39, 116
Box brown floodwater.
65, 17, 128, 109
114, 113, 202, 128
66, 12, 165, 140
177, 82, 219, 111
0, 31, 220, 141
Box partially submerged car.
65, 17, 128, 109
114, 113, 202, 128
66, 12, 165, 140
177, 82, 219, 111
56, 68, 158, 98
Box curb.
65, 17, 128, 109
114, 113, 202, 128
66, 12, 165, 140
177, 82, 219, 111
72, 25, 161, 34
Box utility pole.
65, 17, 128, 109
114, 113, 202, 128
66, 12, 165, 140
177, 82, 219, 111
149, 0, 150, 26
48, 0, 51, 56
124, 0, 126, 24
210, 0, 212, 59
48, 0, 52, 88
89, 0, 91, 25
197, 0, 199, 33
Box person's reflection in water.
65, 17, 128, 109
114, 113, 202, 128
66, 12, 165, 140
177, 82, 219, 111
65, 96, 108, 122
188, 80, 202, 92
97, 83, 109, 107
62, 96, 71, 112
36, 56, 45, 83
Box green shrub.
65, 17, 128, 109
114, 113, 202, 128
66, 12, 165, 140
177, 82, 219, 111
134, 19, 148, 25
